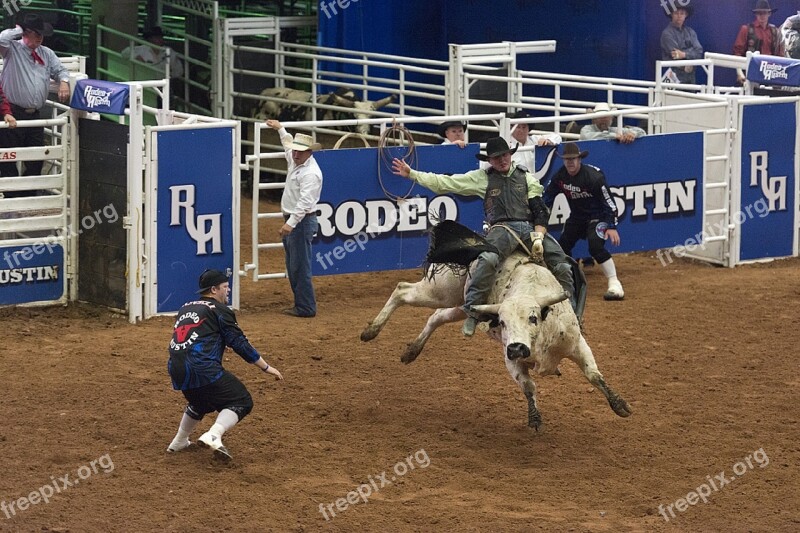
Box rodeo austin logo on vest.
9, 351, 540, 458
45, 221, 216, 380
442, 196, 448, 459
69, 79, 130, 115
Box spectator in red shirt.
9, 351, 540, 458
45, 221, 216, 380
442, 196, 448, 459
734, 0, 784, 83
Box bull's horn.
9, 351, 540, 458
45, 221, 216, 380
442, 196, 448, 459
537, 291, 569, 308
373, 95, 395, 109
333, 94, 356, 108
470, 304, 501, 315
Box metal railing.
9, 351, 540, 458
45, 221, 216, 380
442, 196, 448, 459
243, 113, 504, 281
231, 41, 450, 129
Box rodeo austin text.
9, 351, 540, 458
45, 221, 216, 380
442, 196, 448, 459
314, 196, 458, 270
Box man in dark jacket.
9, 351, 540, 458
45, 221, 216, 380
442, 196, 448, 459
544, 143, 624, 301
660, 2, 703, 84
167, 269, 283, 462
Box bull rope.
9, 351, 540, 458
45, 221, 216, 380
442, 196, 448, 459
377, 119, 417, 202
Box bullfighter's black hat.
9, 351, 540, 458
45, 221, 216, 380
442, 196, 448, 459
197, 269, 228, 294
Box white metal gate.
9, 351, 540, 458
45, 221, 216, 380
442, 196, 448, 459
660, 90, 737, 265
0, 59, 86, 307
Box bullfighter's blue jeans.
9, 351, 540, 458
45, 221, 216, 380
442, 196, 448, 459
283, 215, 318, 316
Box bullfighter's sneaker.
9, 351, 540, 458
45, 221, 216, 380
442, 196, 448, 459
603, 278, 624, 301
198, 432, 232, 462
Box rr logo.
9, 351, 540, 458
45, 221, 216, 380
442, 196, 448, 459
749, 151, 787, 212
170, 185, 223, 255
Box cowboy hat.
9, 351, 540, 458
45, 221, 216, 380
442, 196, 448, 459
143, 26, 165, 39
506, 109, 531, 120
664, 1, 693, 16
475, 137, 518, 162
753, 0, 776, 13
557, 142, 589, 160
288, 133, 322, 151
592, 102, 615, 113
18, 13, 53, 37
437, 120, 468, 138
196, 269, 228, 294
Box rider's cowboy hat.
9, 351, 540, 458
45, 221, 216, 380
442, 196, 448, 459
475, 137, 518, 162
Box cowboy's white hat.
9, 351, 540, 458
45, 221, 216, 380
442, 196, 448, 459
592, 102, 614, 113
289, 133, 322, 151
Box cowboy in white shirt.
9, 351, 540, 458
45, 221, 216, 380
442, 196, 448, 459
507, 110, 562, 175
265, 119, 323, 318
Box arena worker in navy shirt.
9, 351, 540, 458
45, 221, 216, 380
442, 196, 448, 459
544, 143, 625, 301
166, 269, 283, 462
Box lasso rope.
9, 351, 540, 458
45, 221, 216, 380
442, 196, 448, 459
377, 119, 417, 202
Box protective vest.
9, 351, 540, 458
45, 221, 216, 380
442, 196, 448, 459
168, 298, 260, 390
747, 23, 780, 54
483, 165, 530, 225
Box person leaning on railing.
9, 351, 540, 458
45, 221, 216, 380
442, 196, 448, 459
121, 26, 184, 79
0, 13, 70, 196
579, 103, 646, 145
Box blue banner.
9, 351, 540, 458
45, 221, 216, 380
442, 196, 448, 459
535, 133, 705, 255
70, 79, 130, 115
739, 102, 796, 261
155, 127, 235, 313
313, 135, 706, 274
312, 144, 484, 275
747, 55, 800, 87
0, 244, 64, 304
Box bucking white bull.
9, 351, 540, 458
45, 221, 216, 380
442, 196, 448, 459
361, 238, 631, 430
252, 87, 396, 135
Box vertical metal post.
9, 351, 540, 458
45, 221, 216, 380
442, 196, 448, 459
127, 85, 145, 322
795, 99, 800, 257
251, 123, 261, 281
728, 100, 742, 267
232, 120, 242, 309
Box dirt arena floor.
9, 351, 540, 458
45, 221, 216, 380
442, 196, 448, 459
2, 196, 799, 532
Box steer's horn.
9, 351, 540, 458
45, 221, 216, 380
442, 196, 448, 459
373, 95, 396, 109
333, 94, 356, 108
537, 291, 570, 308
470, 304, 501, 315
